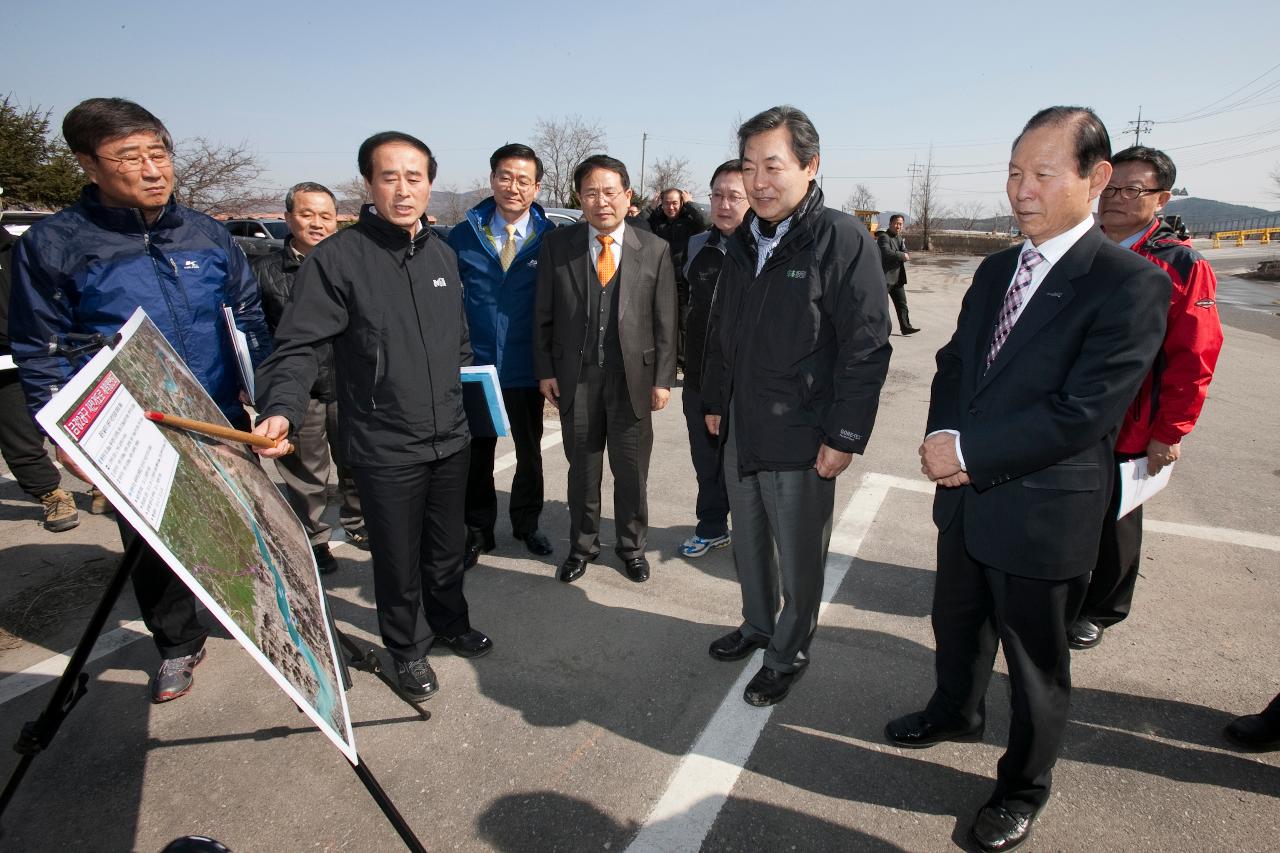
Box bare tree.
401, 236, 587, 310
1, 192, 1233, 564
1270, 163, 1280, 199
994, 197, 1015, 234
953, 200, 987, 231
649, 155, 692, 198
531, 115, 606, 207
172, 137, 264, 215
334, 177, 370, 216
429, 178, 488, 225
843, 183, 876, 212
910, 148, 947, 250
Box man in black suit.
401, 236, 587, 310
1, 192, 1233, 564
877, 213, 920, 335
884, 107, 1171, 852
533, 155, 678, 584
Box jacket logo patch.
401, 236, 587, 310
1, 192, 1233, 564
433, 277, 447, 288
527, 259, 538, 268
839, 429, 861, 441
1045, 291, 1063, 298
1194, 298, 1216, 309
183, 260, 200, 270
785, 269, 808, 279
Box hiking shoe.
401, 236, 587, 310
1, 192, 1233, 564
88, 487, 112, 515
151, 648, 207, 703
680, 532, 731, 558
39, 488, 80, 532
313, 543, 338, 575
345, 527, 371, 551
394, 656, 439, 702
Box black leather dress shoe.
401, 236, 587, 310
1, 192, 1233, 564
436, 629, 493, 659
902, 326, 921, 335
970, 805, 1037, 852
884, 710, 984, 749
558, 554, 595, 583
463, 528, 496, 570
709, 629, 768, 661
394, 656, 439, 702
623, 556, 650, 582
515, 529, 554, 556
1224, 711, 1280, 751
743, 664, 802, 706
1067, 617, 1103, 650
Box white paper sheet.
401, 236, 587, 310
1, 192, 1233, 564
1117, 457, 1174, 520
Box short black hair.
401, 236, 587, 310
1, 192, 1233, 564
709, 159, 743, 188
661, 187, 682, 199
1111, 146, 1177, 191
573, 155, 630, 192
357, 131, 437, 182
1013, 106, 1111, 179
889, 214, 905, 225
490, 143, 544, 182
62, 97, 173, 156
738, 105, 820, 168
284, 182, 336, 213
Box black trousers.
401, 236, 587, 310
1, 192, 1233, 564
0, 369, 61, 498
561, 366, 652, 561
1081, 463, 1144, 627
888, 283, 912, 333
465, 386, 545, 537
118, 519, 207, 659
680, 383, 729, 539
926, 513, 1088, 812
353, 447, 471, 662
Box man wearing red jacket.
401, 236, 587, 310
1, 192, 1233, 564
1068, 146, 1224, 650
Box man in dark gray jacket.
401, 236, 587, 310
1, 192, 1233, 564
254, 132, 491, 703
252, 181, 365, 574
877, 214, 919, 335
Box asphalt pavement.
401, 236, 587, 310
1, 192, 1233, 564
1, 245, 1277, 852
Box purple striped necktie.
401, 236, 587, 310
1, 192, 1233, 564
985, 248, 1045, 371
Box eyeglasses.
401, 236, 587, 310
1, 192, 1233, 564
1100, 185, 1163, 200
494, 173, 536, 190
711, 192, 748, 205
579, 188, 626, 203
95, 150, 173, 172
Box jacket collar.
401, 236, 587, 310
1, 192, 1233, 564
356, 203, 431, 250
77, 184, 183, 234
731, 181, 824, 271
465, 197, 550, 243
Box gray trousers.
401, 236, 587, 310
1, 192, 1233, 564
724, 416, 834, 673
560, 366, 652, 560
276, 398, 363, 546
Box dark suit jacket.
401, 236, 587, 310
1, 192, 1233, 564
533, 221, 678, 419
877, 230, 909, 287
927, 226, 1170, 580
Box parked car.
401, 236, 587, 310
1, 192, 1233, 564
542, 207, 583, 229
223, 218, 287, 257
0, 209, 53, 237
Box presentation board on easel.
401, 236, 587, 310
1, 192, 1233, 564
35, 308, 356, 763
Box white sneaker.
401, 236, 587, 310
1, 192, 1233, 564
680, 532, 731, 558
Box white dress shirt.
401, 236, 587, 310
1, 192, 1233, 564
934, 214, 1097, 471
587, 221, 625, 275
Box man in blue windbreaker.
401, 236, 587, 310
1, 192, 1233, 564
447, 144, 556, 567
9, 97, 272, 704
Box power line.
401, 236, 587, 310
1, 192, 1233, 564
1155, 61, 1280, 124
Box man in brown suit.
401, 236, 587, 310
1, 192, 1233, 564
533, 154, 678, 584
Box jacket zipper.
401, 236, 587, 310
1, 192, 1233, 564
139, 210, 191, 363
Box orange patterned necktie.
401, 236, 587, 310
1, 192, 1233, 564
596, 234, 615, 286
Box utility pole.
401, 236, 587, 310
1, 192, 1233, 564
906, 158, 921, 218
1126, 106, 1154, 146
639, 132, 647, 200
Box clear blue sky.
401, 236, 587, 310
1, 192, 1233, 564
9, 1, 1279, 213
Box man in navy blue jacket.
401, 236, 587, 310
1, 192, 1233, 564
9, 98, 272, 704
448, 144, 555, 566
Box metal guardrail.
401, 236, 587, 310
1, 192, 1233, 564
1212, 227, 1280, 248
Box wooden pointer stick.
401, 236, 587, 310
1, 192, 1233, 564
143, 410, 292, 454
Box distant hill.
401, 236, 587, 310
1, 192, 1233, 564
1163, 197, 1276, 227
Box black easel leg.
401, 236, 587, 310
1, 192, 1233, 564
0, 537, 146, 823
349, 757, 428, 853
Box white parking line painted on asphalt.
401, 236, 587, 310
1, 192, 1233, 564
626, 472, 893, 853
1144, 519, 1280, 552
0, 620, 149, 706
492, 427, 563, 474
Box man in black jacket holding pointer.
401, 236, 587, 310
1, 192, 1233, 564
254, 131, 491, 703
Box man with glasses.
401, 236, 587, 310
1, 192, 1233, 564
534, 155, 677, 584
676, 160, 748, 560
9, 97, 273, 703
1067, 146, 1223, 651
448, 144, 556, 568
